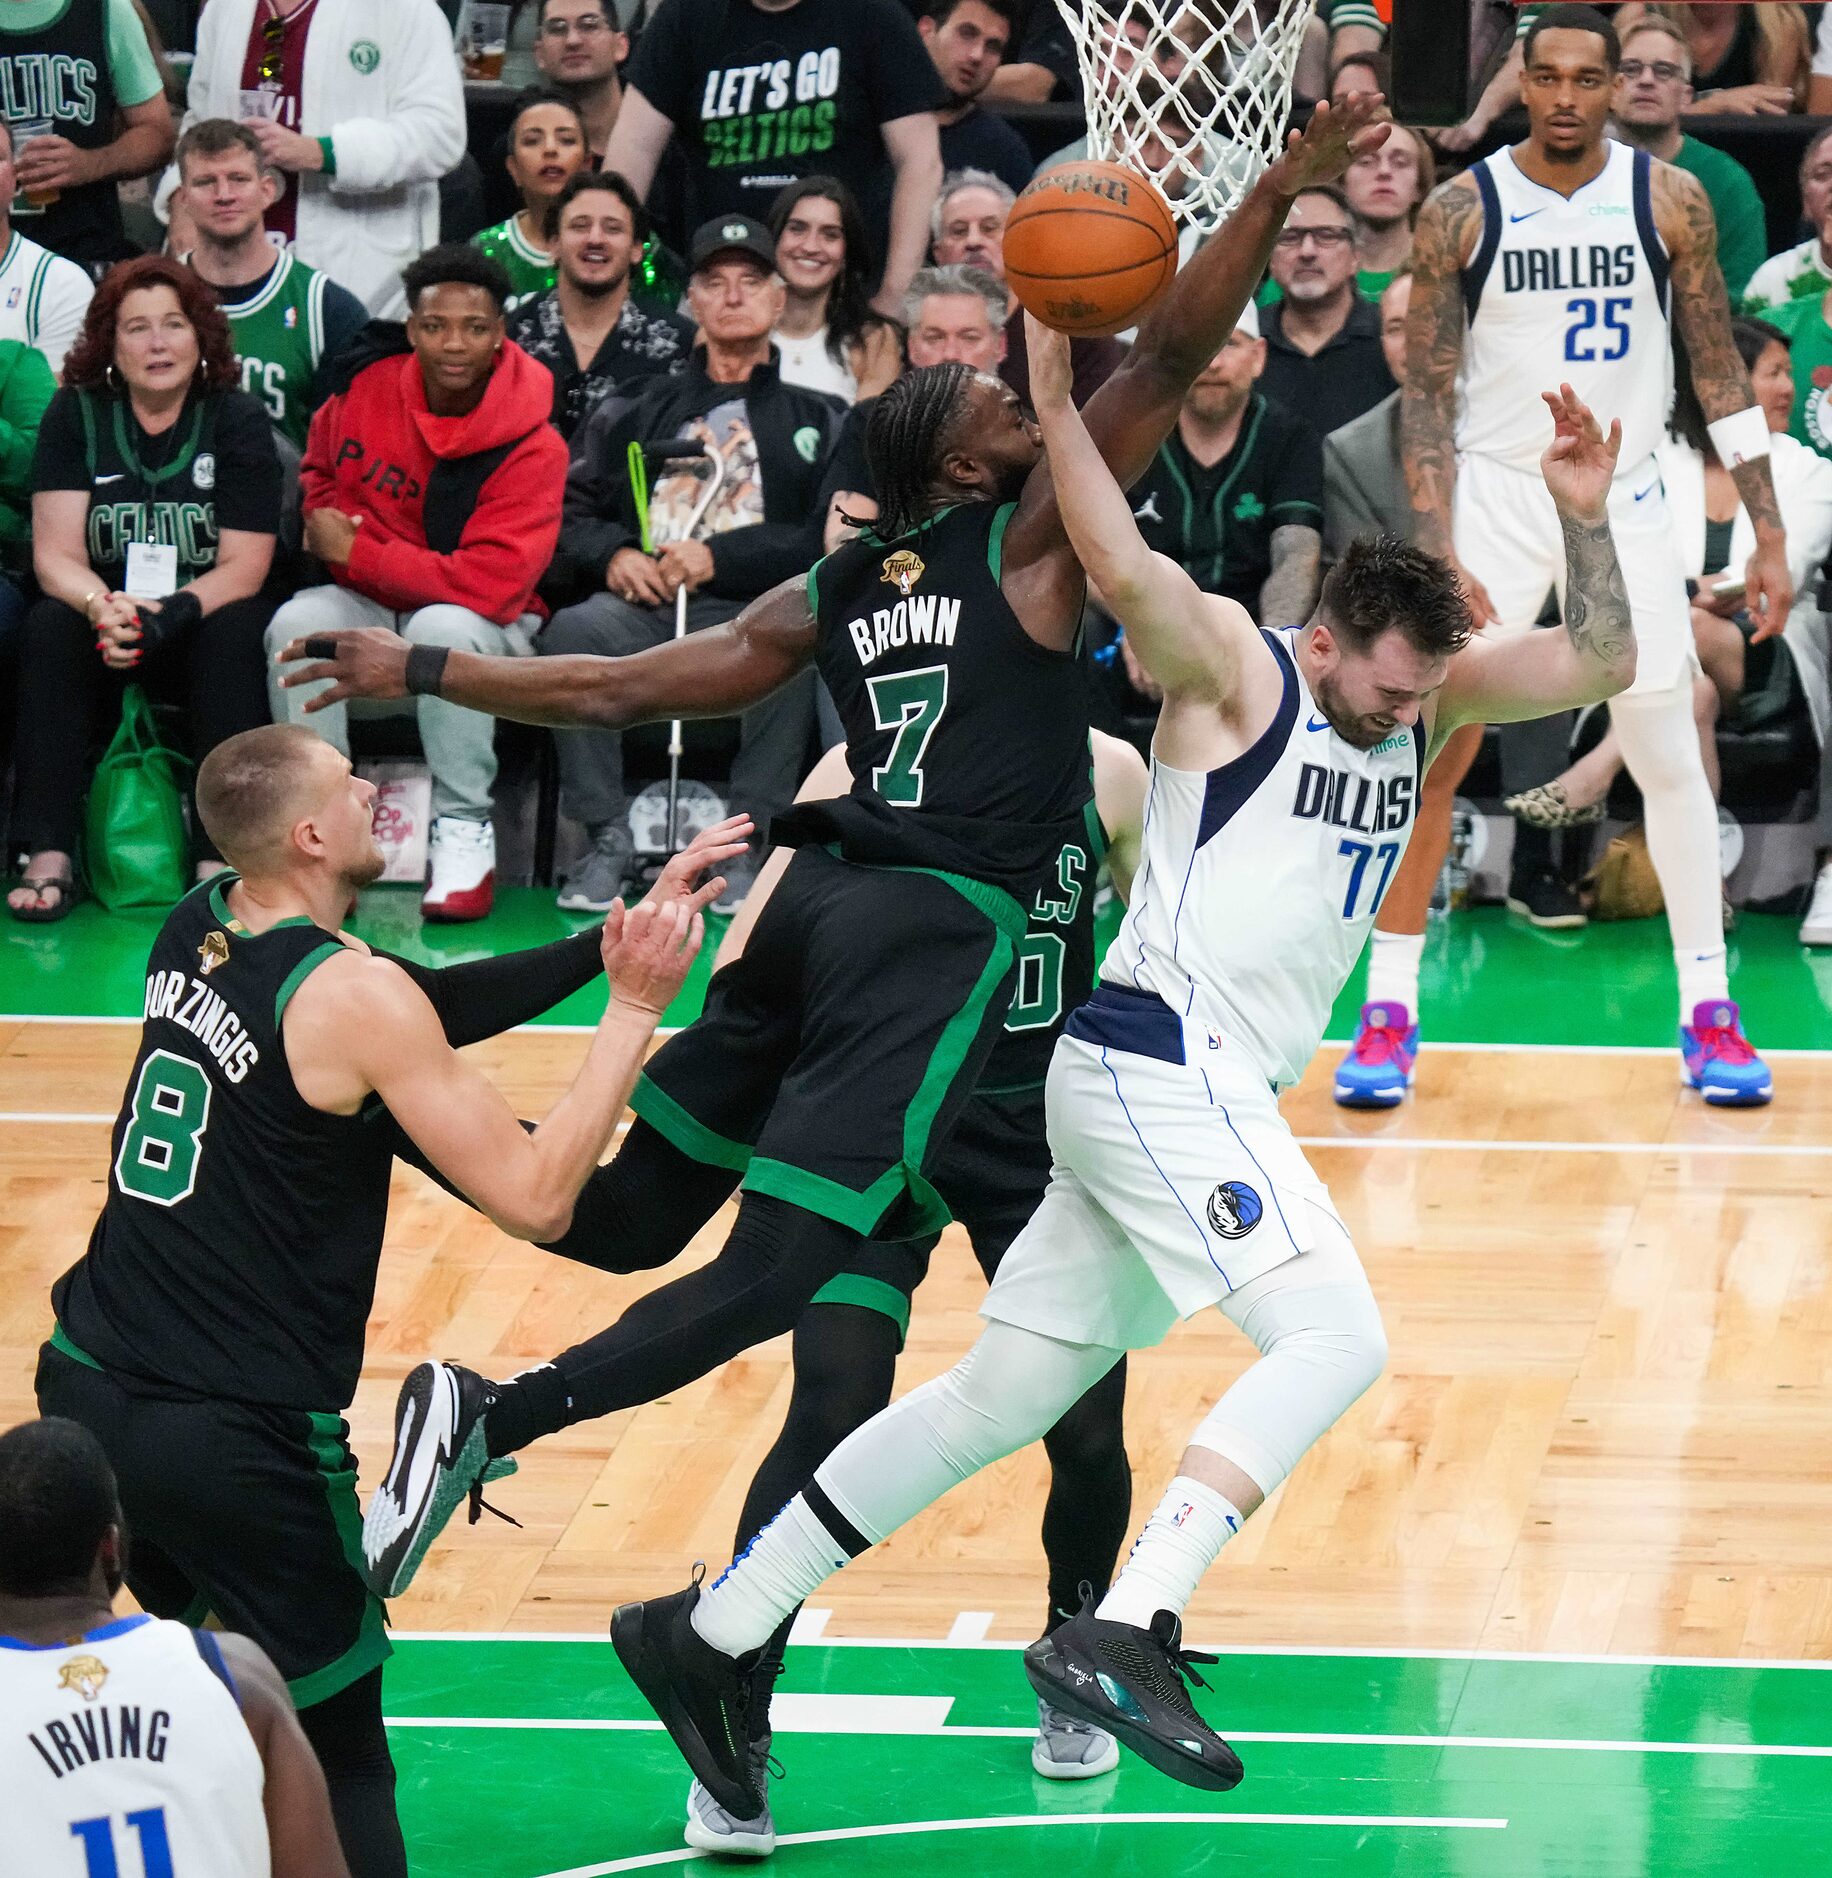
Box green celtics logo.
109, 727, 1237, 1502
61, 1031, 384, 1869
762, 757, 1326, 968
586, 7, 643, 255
1232, 491, 1265, 522
793, 425, 822, 464
349, 39, 381, 74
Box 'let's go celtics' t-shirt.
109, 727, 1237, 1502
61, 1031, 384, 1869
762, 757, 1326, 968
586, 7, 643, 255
627, 0, 944, 267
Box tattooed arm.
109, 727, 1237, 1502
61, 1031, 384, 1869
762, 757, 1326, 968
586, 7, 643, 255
1400, 173, 1498, 621
1261, 523, 1322, 628
1656, 163, 1793, 635
1431, 386, 1635, 749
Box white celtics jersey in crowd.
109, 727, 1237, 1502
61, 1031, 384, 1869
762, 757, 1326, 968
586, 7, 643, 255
1456, 139, 1674, 475
1099, 628, 1424, 1091
1, 1613, 269, 1875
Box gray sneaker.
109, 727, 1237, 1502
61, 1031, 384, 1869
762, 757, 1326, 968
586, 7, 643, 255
683, 1778, 776, 1858
1031, 1696, 1120, 1780
556, 827, 635, 913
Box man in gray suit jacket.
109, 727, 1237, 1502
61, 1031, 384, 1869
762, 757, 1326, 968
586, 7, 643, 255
1322, 270, 1413, 562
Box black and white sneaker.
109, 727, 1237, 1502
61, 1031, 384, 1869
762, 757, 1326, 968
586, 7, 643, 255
1023, 1602, 1244, 1792
1505, 869, 1588, 929
613, 1579, 766, 1819
361, 1360, 518, 1597
682, 1654, 784, 1857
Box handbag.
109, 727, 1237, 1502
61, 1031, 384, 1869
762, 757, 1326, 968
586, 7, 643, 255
83, 684, 192, 910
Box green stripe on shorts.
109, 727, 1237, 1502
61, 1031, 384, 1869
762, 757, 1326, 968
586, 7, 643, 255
629, 1071, 754, 1172
288, 1412, 391, 1710
809, 1273, 913, 1342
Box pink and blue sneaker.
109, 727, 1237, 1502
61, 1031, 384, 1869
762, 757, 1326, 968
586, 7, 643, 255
1334, 1002, 1418, 1109
1680, 1000, 1772, 1107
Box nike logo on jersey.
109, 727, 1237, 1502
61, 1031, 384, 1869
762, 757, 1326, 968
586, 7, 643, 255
95, 473, 124, 484
1307, 715, 1331, 732
1633, 482, 1656, 502
1508, 209, 1546, 223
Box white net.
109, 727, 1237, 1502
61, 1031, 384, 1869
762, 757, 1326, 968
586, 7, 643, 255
1053, 0, 1319, 232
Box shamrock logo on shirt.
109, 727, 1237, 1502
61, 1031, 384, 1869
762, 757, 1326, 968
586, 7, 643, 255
1232, 491, 1265, 522
349, 39, 381, 73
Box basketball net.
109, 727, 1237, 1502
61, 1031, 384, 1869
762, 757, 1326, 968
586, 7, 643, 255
1054, 0, 1318, 231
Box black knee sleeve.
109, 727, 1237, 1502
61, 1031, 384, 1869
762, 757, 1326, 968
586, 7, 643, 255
296, 1669, 406, 1878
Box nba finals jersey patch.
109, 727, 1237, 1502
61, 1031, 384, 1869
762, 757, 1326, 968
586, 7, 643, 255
57, 1654, 109, 1701
880, 550, 925, 596
198, 931, 230, 975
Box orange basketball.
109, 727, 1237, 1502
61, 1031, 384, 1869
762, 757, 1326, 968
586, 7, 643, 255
1003, 161, 1178, 339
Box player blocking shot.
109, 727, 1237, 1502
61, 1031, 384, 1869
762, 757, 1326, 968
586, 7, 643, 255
0, 1418, 350, 1878
607, 344, 1641, 1814
1345, 2, 1787, 1110
274, 97, 1395, 1613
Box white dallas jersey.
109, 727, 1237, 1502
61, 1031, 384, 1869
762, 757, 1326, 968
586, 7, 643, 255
1, 1613, 269, 1876
1457, 140, 1673, 475
1099, 628, 1423, 1090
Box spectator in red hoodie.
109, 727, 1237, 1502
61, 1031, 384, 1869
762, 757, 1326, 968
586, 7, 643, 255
267, 245, 568, 922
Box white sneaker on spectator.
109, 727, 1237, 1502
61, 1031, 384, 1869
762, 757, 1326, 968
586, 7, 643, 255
423, 818, 495, 923
1801, 861, 1832, 947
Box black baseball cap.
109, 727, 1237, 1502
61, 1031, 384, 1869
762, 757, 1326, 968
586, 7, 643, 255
688, 214, 778, 276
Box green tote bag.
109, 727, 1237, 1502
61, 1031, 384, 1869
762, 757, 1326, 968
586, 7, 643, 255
84, 684, 192, 910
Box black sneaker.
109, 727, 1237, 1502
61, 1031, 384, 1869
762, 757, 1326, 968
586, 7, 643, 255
613, 1579, 765, 1818
361, 1360, 518, 1597
1505, 869, 1588, 929
682, 1653, 784, 1856
1023, 1603, 1244, 1792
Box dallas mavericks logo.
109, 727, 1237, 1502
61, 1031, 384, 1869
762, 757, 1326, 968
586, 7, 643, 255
1206, 1180, 1262, 1240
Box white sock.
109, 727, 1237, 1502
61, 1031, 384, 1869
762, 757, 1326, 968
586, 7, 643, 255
1677, 944, 1731, 1025
691, 1496, 853, 1658
1364, 929, 1425, 1018
1096, 1476, 1245, 1629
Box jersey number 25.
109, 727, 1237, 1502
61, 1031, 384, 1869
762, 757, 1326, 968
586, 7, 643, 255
1564, 296, 1631, 363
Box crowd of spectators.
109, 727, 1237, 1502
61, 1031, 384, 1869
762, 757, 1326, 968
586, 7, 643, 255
5, 0, 1832, 941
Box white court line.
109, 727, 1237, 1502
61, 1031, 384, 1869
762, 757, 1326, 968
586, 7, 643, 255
946, 1611, 993, 1644
5, 1013, 1830, 1060
7, 1109, 1827, 1164
385, 1630, 1832, 1673
537, 1812, 1508, 1878
381, 1714, 1832, 1760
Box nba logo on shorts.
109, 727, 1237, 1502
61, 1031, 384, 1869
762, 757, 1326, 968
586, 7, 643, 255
1207, 1180, 1262, 1239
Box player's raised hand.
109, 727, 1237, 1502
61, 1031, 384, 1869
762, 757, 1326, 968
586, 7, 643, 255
277, 628, 411, 709
1024, 312, 1075, 414
1266, 94, 1390, 196
1538, 383, 1620, 521
646, 814, 754, 915
600, 896, 704, 1017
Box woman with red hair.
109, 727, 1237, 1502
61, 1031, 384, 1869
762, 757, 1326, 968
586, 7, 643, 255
8, 255, 283, 919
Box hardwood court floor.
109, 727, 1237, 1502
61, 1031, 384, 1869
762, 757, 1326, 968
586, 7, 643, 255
4, 1001, 1831, 1661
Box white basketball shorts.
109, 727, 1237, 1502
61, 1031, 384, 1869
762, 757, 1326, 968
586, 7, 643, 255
980, 1030, 1346, 1352
1452, 451, 1695, 695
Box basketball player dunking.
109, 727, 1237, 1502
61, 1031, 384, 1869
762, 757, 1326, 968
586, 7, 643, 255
1337, 2, 1788, 1109
602, 334, 1641, 1813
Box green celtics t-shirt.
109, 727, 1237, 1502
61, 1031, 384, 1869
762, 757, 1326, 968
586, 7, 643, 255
472, 218, 558, 315
1764, 291, 1832, 460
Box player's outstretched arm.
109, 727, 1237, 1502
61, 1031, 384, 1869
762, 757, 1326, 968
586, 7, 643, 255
1026, 314, 1262, 705
276, 577, 819, 728
1656, 164, 1793, 637
1435, 386, 1636, 740
1400, 173, 1497, 623
287, 824, 738, 1241
1004, 94, 1391, 582
213, 1634, 351, 1878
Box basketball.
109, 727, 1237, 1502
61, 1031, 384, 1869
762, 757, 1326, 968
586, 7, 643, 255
1003, 160, 1179, 339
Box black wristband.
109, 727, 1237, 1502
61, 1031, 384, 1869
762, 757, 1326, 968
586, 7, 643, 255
404, 644, 450, 696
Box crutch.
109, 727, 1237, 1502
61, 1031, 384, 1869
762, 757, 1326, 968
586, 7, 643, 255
626, 436, 727, 857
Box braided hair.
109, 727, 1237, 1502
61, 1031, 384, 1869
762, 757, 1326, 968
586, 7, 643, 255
866, 362, 977, 541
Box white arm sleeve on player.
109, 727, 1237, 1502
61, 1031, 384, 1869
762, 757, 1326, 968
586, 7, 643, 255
1707, 407, 1772, 470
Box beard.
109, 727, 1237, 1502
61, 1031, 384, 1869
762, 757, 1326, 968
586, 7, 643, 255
567, 261, 630, 300
344, 843, 388, 894
1309, 673, 1391, 750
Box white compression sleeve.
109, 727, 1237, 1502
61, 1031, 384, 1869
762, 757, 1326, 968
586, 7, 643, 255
691, 1321, 1124, 1657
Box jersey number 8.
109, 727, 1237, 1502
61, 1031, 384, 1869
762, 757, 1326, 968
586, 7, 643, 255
114, 1050, 212, 1208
